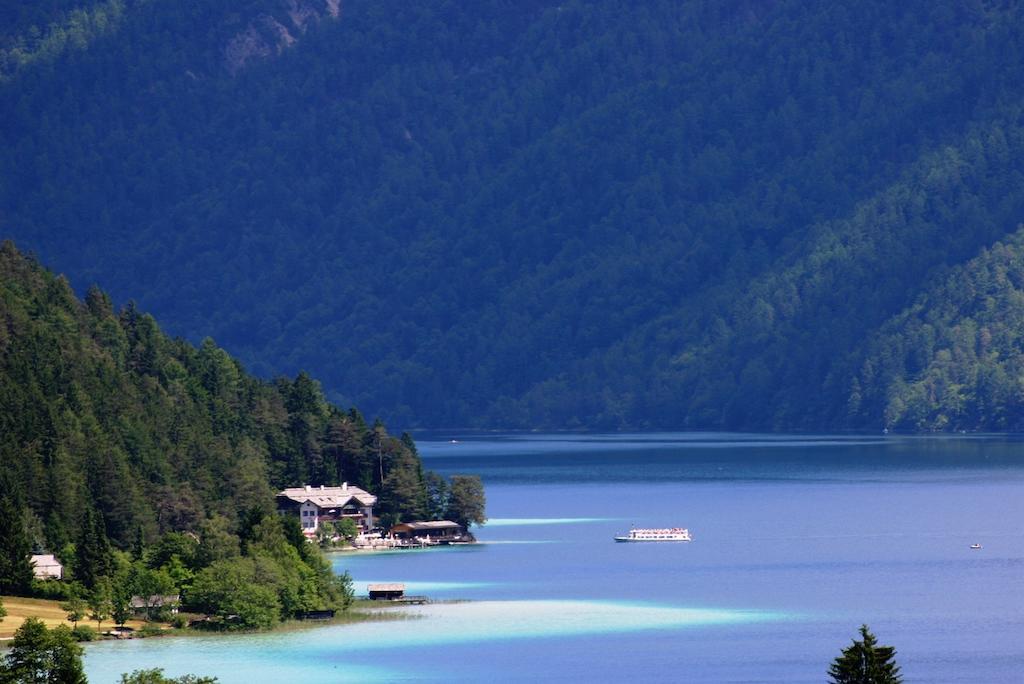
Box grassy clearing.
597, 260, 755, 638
0, 596, 149, 639
0, 597, 416, 642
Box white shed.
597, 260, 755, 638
30, 554, 63, 580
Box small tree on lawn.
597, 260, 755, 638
131, 564, 177, 621
61, 596, 88, 627
0, 596, 7, 623
88, 576, 113, 630
828, 624, 903, 684
111, 575, 134, 628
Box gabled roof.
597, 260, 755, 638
367, 583, 405, 592
277, 484, 377, 507
30, 554, 62, 567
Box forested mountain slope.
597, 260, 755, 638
0, 241, 430, 559
3, 0, 1024, 430
854, 228, 1024, 431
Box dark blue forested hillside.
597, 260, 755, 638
3, 0, 1024, 430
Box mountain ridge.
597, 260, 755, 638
3, 0, 1024, 430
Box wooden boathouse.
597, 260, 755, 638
368, 583, 405, 600
367, 583, 428, 604
388, 520, 467, 543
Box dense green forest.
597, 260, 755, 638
3, 0, 1024, 431
0, 241, 465, 622
852, 228, 1024, 431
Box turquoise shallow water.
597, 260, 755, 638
81, 600, 784, 682
83, 433, 1024, 682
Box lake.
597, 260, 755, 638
84, 433, 1024, 682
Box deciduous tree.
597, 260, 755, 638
0, 618, 86, 684
120, 669, 218, 684
60, 596, 87, 626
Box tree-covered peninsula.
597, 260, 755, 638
0, 241, 471, 627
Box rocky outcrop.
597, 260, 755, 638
224, 0, 340, 75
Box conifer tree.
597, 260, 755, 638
445, 475, 487, 529
379, 455, 428, 526
828, 624, 903, 684
87, 577, 114, 630
75, 505, 113, 589
0, 492, 34, 595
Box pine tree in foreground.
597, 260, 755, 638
828, 624, 903, 684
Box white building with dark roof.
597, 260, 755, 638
276, 483, 377, 536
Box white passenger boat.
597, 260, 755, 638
615, 527, 691, 542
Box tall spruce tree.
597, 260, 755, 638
0, 492, 34, 595
828, 624, 903, 684
75, 505, 113, 589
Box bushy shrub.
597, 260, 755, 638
71, 624, 97, 641
31, 578, 81, 600
138, 623, 165, 637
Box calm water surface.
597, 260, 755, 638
85, 433, 1024, 682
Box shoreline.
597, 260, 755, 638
0, 598, 419, 647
